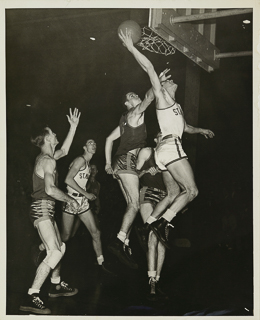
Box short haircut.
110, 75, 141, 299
31, 127, 49, 148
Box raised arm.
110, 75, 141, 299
105, 126, 121, 174
42, 157, 79, 210
119, 30, 162, 98
184, 122, 215, 139
54, 108, 81, 160
65, 158, 96, 201
133, 69, 172, 116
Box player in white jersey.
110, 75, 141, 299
61, 139, 114, 275
119, 30, 214, 248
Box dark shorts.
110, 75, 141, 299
112, 152, 138, 179
140, 186, 167, 207
30, 199, 55, 228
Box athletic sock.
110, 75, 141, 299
117, 231, 126, 243
146, 216, 157, 225
97, 255, 104, 265
51, 276, 61, 284
148, 271, 156, 278
28, 288, 40, 295
162, 208, 177, 222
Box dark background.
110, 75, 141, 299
6, 8, 253, 315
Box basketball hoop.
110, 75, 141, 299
137, 26, 176, 56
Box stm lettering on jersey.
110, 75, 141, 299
79, 172, 90, 179
173, 106, 183, 116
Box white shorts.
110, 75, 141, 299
63, 193, 90, 215
155, 136, 188, 171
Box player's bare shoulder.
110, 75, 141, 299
35, 154, 56, 177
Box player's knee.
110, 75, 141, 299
187, 185, 199, 201
43, 249, 63, 269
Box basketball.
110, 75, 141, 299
118, 20, 142, 44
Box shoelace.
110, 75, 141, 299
60, 281, 72, 291
123, 245, 132, 256
32, 296, 45, 309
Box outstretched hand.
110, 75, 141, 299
66, 108, 81, 128
200, 129, 215, 139
159, 68, 171, 82
118, 29, 134, 50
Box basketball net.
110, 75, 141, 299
137, 26, 176, 56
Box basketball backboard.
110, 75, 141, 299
149, 8, 220, 72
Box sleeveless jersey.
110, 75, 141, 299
31, 155, 58, 200
67, 156, 90, 194
139, 148, 166, 191
115, 112, 147, 156
156, 102, 185, 138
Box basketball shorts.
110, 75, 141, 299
140, 186, 167, 207
63, 193, 90, 215
112, 152, 138, 179
30, 199, 55, 228
155, 136, 188, 171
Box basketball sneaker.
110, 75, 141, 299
48, 281, 78, 298
146, 277, 157, 301
19, 294, 51, 314
150, 218, 172, 249
108, 238, 138, 269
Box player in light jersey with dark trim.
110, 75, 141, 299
119, 29, 214, 248
61, 139, 114, 275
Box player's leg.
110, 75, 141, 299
165, 158, 198, 217
150, 171, 181, 220
138, 173, 181, 249
118, 173, 140, 234
47, 220, 78, 298
79, 209, 102, 259
108, 173, 139, 269
78, 209, 116, 276
61, 211, 76, 242
20, 219, 62, 314
150, 159, 197, 247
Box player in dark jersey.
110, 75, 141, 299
136, 133, 180, 301
119, 30, 214, 249
19, 108, 80, 315
105, 70, 171, 269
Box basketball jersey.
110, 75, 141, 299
67, 156, 90, 194
31, 155, 58, 200
115, 112, 147, 155
139, 148, 166, 191
156, 102, 185, 138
